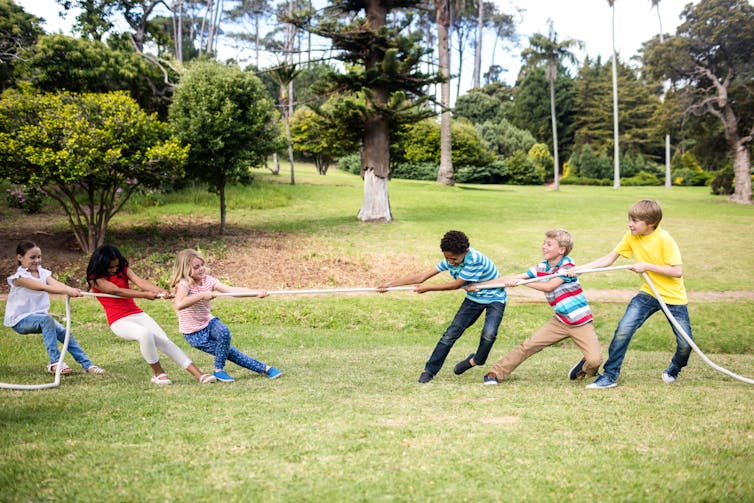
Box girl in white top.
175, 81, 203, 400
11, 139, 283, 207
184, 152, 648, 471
171, 249, 282, 383
3, 241, 105, 375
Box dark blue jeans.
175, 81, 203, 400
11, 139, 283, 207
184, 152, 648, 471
424, 298, 505, 375
603, 292, 694, 380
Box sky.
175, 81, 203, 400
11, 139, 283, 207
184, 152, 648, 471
17, 0, 699, 96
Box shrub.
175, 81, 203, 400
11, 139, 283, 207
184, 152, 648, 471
505, 151, 544, 185
621, 171, 662, 186
390, 162, 437, 181
455, 161, 510, 184
337, 153, 362, 175
6, 185, 43, 214
710, 165, 735, 195
559, 175, 611, 186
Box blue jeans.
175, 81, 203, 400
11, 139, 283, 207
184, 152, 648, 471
425, 298, 505, 375
183, 317, 266, 374
12, 314, 93, 369
603, 292, 694, 380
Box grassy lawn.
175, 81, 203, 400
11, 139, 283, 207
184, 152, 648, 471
2, 165, 753, 501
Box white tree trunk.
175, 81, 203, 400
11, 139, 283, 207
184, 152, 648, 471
611, 4, 620, 189
731, 142, 752, 204
358, 169, 392, 222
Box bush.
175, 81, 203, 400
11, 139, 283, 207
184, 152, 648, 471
337, 153, 361, 175
505, 151, 544, 185
455, 161, 510, 184
559, 175, 611, 186
6, 185, 43, 214
390, 162, 437, 181
621, 171, 662, 186
710, 165, 735, 195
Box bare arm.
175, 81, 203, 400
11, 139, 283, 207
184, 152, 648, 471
467, 273, 524, 291
91, 273, 160, 300
126, 268, 172, 298
213, 282, 268, 297
415, 277, 467, 294
566, 251, 621, 276
631, 262, 683, 278
377, 268, 440, 291
13, 276, 81, 297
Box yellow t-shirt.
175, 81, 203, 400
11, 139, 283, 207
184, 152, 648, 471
614, 226, 688, 304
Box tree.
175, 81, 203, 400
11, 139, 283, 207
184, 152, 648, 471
650, 0, 672, 189
643, 0, 754, 204
607, 0, 620, 188
291, 0, 442, 221
520, 21, 581, 189
0, 87, 187, 253
0, 0, 44, 90
169, 61, 280, 233
436, 0, 453, 186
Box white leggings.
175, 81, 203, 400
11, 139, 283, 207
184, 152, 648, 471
110, 312, 192, 369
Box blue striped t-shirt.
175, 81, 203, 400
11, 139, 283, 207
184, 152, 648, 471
436, 248, 506, 304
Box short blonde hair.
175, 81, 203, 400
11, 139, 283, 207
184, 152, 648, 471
628, 199, 663, 228
171, 248, 206, 288
545, 228, 574, 256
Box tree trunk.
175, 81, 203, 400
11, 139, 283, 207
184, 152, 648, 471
472, 0, 483, 89
219, 179, 227, 235
549, 75, 559, 190
359, 111, 392, 221
273, 152, 280, 175
436, 0, 453, 186
358, 168, 392, 222
730, 140, 752, 204
611, 4, 620, 188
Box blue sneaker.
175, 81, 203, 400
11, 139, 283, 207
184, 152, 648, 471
568, 358, 587, 380
213, 370, 235, 382
266, 367, 282, 380
483, 373, 499, 385
585, 374, 617, 389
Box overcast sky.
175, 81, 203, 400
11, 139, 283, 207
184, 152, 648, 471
16, 0, 708, 93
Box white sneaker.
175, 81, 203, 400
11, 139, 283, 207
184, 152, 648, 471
662, 371, 677, 384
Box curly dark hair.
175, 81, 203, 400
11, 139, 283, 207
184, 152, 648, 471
440, 230, 469, 253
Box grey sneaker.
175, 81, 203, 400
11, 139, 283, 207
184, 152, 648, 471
585, 374, 617, 389
418, 371, 434, 383
662, 364, 680, 384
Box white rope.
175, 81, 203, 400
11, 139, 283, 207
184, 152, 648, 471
214, 286, 417, 297
0, 296, 72, 390
472, 264, 634, 288
641, 272, 754, 385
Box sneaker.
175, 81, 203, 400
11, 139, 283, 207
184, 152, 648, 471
418, 371, 434, 383
585, 374, 617, 389
662, 365, 680, 384
453, 354, 475, 375
483, 373, 499, 385
266, 367, 282, 380
568, 358, 587, 380
213, 370, 235, 382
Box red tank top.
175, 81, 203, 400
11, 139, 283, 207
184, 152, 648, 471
92, 268, 143, 325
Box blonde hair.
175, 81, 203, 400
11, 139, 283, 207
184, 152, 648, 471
171, 249, 206, 288
628, 199, 663, 228
545, 228, 574, 256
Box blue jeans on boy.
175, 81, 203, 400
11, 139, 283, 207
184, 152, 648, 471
424, 298, 505, 375
183, 317, 266, 374
13, 314, 93, 369
603, 292, 694, 380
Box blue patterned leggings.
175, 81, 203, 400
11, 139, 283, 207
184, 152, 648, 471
183, 317, 266, 374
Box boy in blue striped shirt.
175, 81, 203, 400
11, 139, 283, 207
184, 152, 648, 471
378, 230, 507, 383
468, 229, 601, 384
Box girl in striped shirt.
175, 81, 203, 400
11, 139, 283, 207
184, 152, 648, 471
171, 249, 281, 383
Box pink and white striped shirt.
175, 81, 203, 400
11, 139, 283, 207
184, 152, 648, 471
176, 275, 220, 334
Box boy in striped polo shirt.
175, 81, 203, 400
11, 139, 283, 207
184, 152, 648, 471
378, 230, 507, 383
469, 229, 601, 385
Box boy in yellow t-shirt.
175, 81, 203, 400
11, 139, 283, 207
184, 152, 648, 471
569, 199, 694, 389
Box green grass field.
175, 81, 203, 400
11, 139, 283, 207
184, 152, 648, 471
1, 165, 753, 501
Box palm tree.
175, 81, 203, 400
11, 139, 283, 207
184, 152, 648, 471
608, 0, 620, 188
651, 0, 672, 189
521, 20, 582, 190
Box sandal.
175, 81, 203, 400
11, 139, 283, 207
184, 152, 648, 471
150, 373, 172, 385
199, 373, 217, 384
86, 365, 106, 374
47, 362, 73, 375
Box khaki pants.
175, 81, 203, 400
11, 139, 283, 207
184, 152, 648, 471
488, 317, 601, 381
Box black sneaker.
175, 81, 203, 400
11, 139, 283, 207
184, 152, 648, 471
454, 354, 475, 375
568, 358, 587, 380
418, 371, 434, 383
